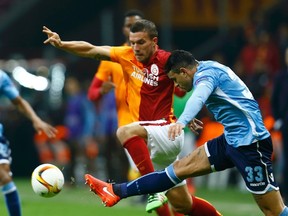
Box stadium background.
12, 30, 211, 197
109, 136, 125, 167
0, 0, 286, 181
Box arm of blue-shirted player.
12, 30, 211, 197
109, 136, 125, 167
42, 26, 111, 61
1, 71, 57, 138
11, 96, 57, 138
168, 81, 213, 140
112, 82, 214, 198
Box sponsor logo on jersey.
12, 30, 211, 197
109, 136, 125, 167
131, 65, 159, 86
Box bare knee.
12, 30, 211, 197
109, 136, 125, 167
116, 123, 147, 144
116, 125, 130, 145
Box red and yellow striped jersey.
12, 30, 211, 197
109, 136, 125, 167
110, 46, 176, 123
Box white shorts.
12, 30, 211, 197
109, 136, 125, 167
135, 120, 186, 188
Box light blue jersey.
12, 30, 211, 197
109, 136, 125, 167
177, 61, 270, 147
0, 70, 19, 136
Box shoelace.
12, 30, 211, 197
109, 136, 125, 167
147, 194, 163, 202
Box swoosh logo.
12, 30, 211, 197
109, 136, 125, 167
103, 187, 115, 197
136, 159, 146, 168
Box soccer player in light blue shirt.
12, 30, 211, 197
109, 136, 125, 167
0, 70, 57, 216
85, 50, 287, 216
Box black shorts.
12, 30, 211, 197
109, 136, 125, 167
206, 134, 279, 194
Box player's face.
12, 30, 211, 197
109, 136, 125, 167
122, 16, 142, 40
167, 70, 193, 92
129, 31, 157, 64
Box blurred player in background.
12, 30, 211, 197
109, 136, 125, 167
43, 19, 220, 216
0, 69, 57, 216
87, 9, 144, 183
63, 76, 98, 185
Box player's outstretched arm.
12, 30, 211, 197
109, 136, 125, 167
42, 26, 111, 60
11, 96, 57, 138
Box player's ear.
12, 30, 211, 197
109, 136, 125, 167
152, 37, 158, 45
179, 68, 188, 77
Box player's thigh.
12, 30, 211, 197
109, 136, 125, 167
174, 145, 212, 179
166, 185, 192, 213
252, 190, 285, 215
0, 164, 12, 184
117, 122, 147, 142
144, 124, 184, 169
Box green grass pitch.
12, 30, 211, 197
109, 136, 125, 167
0, 178, 262, 215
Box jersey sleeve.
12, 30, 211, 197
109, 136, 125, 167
177, 70, 217, 126
110, 46, 131, 63
87, 77, 103, 101
95, 61, 114, 81
0, 71, 19, 100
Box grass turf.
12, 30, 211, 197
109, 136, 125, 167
0, 178, 262, 216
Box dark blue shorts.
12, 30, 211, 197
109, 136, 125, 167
0, 136, 11, 164
206, 134, 279, 194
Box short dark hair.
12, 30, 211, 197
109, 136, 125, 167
165, 50, 197, 74
130, 19, 158, 39
124, 9, 144, 19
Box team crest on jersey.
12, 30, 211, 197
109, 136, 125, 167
151, 64, 159, 76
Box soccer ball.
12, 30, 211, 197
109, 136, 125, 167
31, 163, 64, 198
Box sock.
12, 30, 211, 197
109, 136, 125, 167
2, 181, 21, 216
188, 195, 221, 216
172, 209, 185, 216
123, 136, 154, 175
156, 203, 173, 216
113, 164, 181, 198
280, 206, 288, 216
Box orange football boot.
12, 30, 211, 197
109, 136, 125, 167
85, 174, 120, 207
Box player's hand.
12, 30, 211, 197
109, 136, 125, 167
188, 118, 203, 135
100, 81, 116, 95
42, 26, 62, 47
168, 123, 185, 141
33, 120, 58, 138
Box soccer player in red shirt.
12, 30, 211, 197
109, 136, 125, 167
87, 9, 144, 127
43, 20, 221, 215
86, 10, 174, 215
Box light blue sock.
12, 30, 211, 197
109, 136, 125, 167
2, 181, 21, 216
280, 206, 288, 216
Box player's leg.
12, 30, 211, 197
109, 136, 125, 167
143, 124, 221, 215
253, 191, 286, 216
166, 185, 221, 215
117, 122, 154, 175
227, 136, 287, 216
173, 145, 212, 178
117, 121, 170, 215
0, 137, 21, 216
85, 143, 222, 215
142, 122, 184, 214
